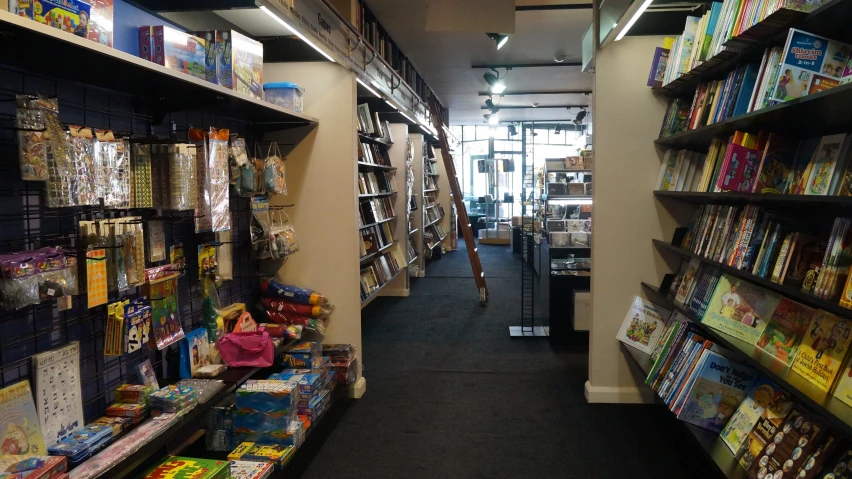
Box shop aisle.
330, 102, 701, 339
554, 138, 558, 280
297, 244, 717, 478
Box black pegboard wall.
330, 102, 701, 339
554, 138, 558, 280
0, 64, 260, 421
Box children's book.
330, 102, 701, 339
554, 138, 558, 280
675, 350, 758, 433
677, 17, 701, 76
230, 461, 273, 479
752, 134, 799, 194
737, 387, 795, 471
818, 448, 852, 479
179, 328, 211, 379
674, 258, 702, 305
791, 310, 852, 392
719, 376, 790, 456
756, 298, 816, 367
648, 46, 670, 88
650, 312, 685, 364
144, 456, 230, 479
0, 381, 47, 455
657, 150, 678, 191
803, 134, 849, 196
772, 29, 851, 103
615, 296, 671, 354
745, 407, 828, 479
716, 143, 761, 192
701, 274, 782, 345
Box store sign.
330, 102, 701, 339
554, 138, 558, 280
259, 0, 432, 126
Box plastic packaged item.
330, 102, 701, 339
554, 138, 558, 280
263, 310, 327, 334
259, 279, 329, 305
261, 298, 333, 318
189, 128, 213, 232
90, 417, 132, 437
94, 131, 131, 208
267, 209, 297, 260
258, 323, 302, 339
46, 129, 80, 208
231, 460, 273, 479
15, 95, 48, 181
124, 298, 152, 353
105, 403, 148, 418
0, 455, 66, 479
179, 328, 211, 379
136, 359, 159, 390
263, 82, 304, 112
194, 364, 227, 379
132, 144, 153, 208
114, 384, 154, 404
262, 142, 286, 195
0, 255, 40, 309
143, 266, 184, 350
149, 145, 169, 209
175, 378, 225, 403
149, 385, 198, 415
279, 341, 322, 369
70, 128, 97, 205
168, 144, 198, 211
198, 243, 217, 278
235, 380, 297, 414
40, 96, 68, 186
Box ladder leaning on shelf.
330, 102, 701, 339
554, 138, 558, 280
427, 96, 489, 305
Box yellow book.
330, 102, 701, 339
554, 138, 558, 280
663, 37, 676, 50
791, 310, 852, 392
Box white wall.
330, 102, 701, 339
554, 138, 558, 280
586, 36, 679, 403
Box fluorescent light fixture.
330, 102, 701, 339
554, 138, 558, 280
384, 100, 398, 110
260, 5, 336, 62
497, 35, 509, 49
357, 78, 381, 98
615, 0, 653, 41
400, 111, 416, 123
491, 81, 506, 94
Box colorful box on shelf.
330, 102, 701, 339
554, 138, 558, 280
0, 455, 66, 479
235, 417, 306, 448
228, 443, 295, 469
90, 416, 133, 437
280, 341, 323, 368
143, 456, 230, 479
230, 460, 273, 479
195, 30, 263, 98
139, 26, 207, 81
113, 384, 154, 404
105, 402, 148, 419
236, 380, 298, 413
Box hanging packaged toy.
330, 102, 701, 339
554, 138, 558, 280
169, 144, 198, 211
132, 144, 154, 208
229, 136, 249, 182
236, 142, 265, 197
208, 128, 231, 232
94, 131, 131, 208
150, 144, 170, 209
190, 128, 212, 233
80, 221, 108, 309
70, 127, 97, 205
250, 196, 272, 259
179, 328, 211, 378
15, 94, 48, 181
0, 254, 40, 309
143, 265, 184, 350
105, 300, 128, 356
46, 128, 80, 208
170, 242, 186, 277
259, 279, 330, 306
198, 243, 218, 278
262, 142, 286, 195
268, 208, 298, 260
124, 298, 152, 353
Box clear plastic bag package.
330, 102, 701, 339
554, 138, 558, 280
132, 144, 154, 208
190, 129, 213, 233
169, 144, 198, 211
209, 128, 231, 232
72, 128, 97, 205
16, 94, 48, 181
150, 144, 170, 209
95, 132, 131, 208
263, 142, 286, 195
46, 130, 80, 208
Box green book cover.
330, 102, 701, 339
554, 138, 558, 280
701, 274, 782, 345
145, 456, 230, 479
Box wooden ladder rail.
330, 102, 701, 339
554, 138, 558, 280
427, 96, 489, 305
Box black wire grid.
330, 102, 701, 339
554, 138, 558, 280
0, 66, 261, 421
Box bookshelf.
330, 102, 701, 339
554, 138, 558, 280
434, 147, 455, 251
409, 133, 429, 277
423, 142, 448, 255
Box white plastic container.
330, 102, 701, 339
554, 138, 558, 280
263, 82, 304, 112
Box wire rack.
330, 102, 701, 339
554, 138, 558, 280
0, 65, 261, 421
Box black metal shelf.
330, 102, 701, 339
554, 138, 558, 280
641, 282, 852, 438
359, 217, 396, 230
357, 161, 397, 170
652, 239, 852, 321
621, 344, 749, 479
358, 131, 394, 147
358, 191, 397, 198
655, 81, 852, 150
654, 190, 852, 217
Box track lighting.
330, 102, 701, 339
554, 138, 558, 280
483, 70, 507, 94
554, 124, 562, 135
508, 124, 517, 136
486, 33, 509, 50
485, 98, 496, 111
488, 114, 499, 125
573, 110, 587, 125
615, 0, 654, 41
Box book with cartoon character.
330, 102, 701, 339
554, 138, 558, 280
737, 387, 795, 470
802, 134, 851, 196
720, 376, 790, 456
0, 381, 47, 456
675, 350, 757, 433
772, 29, 852, 104
756, 298, 816, 367
745, 407, 829, 479
179, 328, 211, 379
791, 310, 852, 392
702, 274, 782, 345
615, 296, 671, 355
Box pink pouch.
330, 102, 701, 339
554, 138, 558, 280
217, 330, 273, 367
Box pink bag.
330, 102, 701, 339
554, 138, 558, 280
217, 330, 273, 367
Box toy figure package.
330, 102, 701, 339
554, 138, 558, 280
143, 266, 184, 350
179, 328, 211, 378
198, 244, 218, 278
215, 30, 263, 98
136, 359, 159, 390
169, 144, 198, 211
140, 26, 207, 81
259, 279, 329, 305
124, 298, 152, 354
15, 95, 47, 181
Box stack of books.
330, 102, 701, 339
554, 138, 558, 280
359, 247, 405, 300
360, 222, 395, 259
359, 197, 396, 224
358, 171, 396, 195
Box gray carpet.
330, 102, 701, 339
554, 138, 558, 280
296, 242, 717, 478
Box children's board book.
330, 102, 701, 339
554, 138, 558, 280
615, 296, 671, 354
803, 134, 849, 196
143, 456, 229, 479
674, 258, 702, 306
717, 143, 761, 193
675, 351, 758, 433
753, 134, 798, 194
719, 377, 790, 456
737, 387, 795, 471
648, 46, 669, 88
32, 342, 84, 447
0, 381, 47, 455
745, 407, 828, 479
755, 298, 816, 367
791, 310, 852, 392
702, 274, 782, 345
772, 29, 852, 103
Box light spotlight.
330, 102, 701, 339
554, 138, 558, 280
508, 124, 517, 136
554, 124, 562, 135
483, 70, 506, 94
486, 33, 509, 50
488, 114, 499, 125
485, 98, 496, 111
573, 110, 587, 126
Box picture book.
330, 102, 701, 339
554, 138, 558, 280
771, 29, 852, 103
32, 343, 83, 447
791, 310, 852, 392
648, 46, 669, 88
676, 17, 700, 77
819, 448, 852, 479
803, 134, 849, 195
137, 359, 159, 390
230, 461, 273, 479
830, 352, 852, 407
716, 143, 761, 192
753, 134, 799, 194
646, 319, 689, 387
615, 296, 671, 354
179, 328, 211, 379
674, 258, 702, 305
737, 386, 795, 471
143, 456, 230, 479
746, 407, 828, 479
0, 381, 47, 455
756, 298, 816, 367
668, 258, 691, 297
675, 351, 758, 433
701, 274, 782, 345
719, 375, 790, 455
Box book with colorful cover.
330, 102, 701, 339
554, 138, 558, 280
719, 376, 790, 456
755, 298, 816, 367
803, 134, 849, 195
0, 381, 47, 456
230, 461, 273, 479
648, 47, 670, 88
772, 28, 852, 103
791, 310, 852, 392
745, 407, 829, 479
677, 17, 701, 77
701, 274, 782, 345
716, 143, 761, 192
737, 388, 795, 471
675, 351, 758, 433
753, 134, 799, 194
674, 258, 702, 305
143, 456, 229, 479
615, 296, 671, 355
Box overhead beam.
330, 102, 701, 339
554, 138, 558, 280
472, 62, 583, 68
478, 90, 592, 96
516, 4, 593, 10
482, 105, 588, 109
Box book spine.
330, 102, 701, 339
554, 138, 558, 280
816, 218, 842, 298
698, 268, 722, 317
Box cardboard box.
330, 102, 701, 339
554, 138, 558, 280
28, 0, 90, 37
216, 30, 264, 98
140, 25, 207, 81
86, 0, 113, 47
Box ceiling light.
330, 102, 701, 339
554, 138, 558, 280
491, 81, 506, 94
531, 103, 539, 108
260, 6, 335, 62
485, 98, 496, 111
488, 114, 499, 125
615, 0, 653, 41
483, 113, 491, 123
357, 78, 381, 98
385, 100, 398, 110
554, 55, 566, 63
486, 33, 509, 50
574, 110, 587, 125
483, 71, 507, 95
554, 124, 562, 135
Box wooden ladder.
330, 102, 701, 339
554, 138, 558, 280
427, 96, 489, 305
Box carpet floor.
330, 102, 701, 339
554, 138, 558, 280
294, 242, 718, 478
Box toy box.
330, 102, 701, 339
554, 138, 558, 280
280, 341, 322, 368
230, 460, 273, 479
566, 183, 585, 196
263, 82, 303, 112
140, 26, 207, 81
86, 0, 113, 47
235, 417, 305, 448
143, 457, 230, 479
0, 456, 66, 479
197, 30, 219, 84
333, 356, 357, 385
216, 30, 263, 98
30, 0, 91, 38
228, 443, 294, 469
114, 384, 153, 404
236, 380, 298, 413
234, 407, 297, 433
